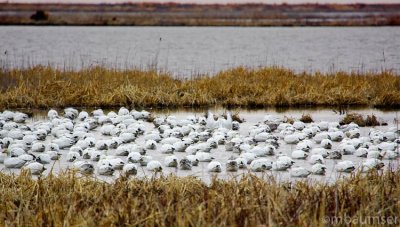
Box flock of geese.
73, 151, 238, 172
0, 108, 399, 179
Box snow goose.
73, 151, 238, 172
327, 150, 342, 159
23, 162, 46, 175
381, 150, 398, 160
146, 160, 163, 172
160, 144, 175, 154
73, 161, 94, 174
127, 152, 142, 163
195, 152, 214, 162
339, 144, 355, 155
13, 112, 28, 123
139, 155, 153, 167
67, 151, 80, 162
321, 139, 333, 149
367, 150, 383, 159
251, 144, 275, 157
335, 161, 355, 173
164, 155, 178, 167
206, 112, 218, 130
226, 159, 238, 172
77, 111, 89, 121
145, 140, 158, 150
122, 164, 138, 176
97, 164, 114, 176
108, 158, 125, 170
235, 157, 247, 169
250, 158, 272, 172
355, 148, 368, 158
291, 150, 308, 159
311, 164, 326, 175
290, 167, 310, 178
186, 155, 199, 166
207, 161, 222, 172
277, 155, 295, 167
240, 152, 257, 164
293, 121, 306, 130
310, 148, 329, 158
314, 132, 330, 144
296, 140, 313, 152
179, 158, 192, 170
4, 157, 27, 168
35, 153, 52, 164
309, 154, 324, 164
31, 142, 46, 153
272, 160, 291, 171
362, 158, 384, 172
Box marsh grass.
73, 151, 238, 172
0, 170, 399, 226
0, 66, 400, 109
340, 113, 382, 126
299, 113, 314, 123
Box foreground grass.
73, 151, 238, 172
0, 171, 399, 226
1, 66, 400, 109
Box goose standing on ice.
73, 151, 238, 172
220, 111, 233, 130
206, 112, 218, 130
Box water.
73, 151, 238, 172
0, 26, 399, 77
1, 108, 399, 184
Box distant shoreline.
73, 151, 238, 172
1, 3, 399, 26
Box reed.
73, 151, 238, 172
1, 66, 399, 109
0, 170, 399, 226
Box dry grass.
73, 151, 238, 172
1, 66, 400, 109
365, 114, 382, 126
340, 113, 382, 126
284, 116, 295, 124
0, 170, 399, 226
299, 113, 314, 123
340, 113, 367, 126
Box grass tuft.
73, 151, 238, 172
299, 113, 314, 123
340, 113, 382, 127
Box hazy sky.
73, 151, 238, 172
2, 0, 400, 4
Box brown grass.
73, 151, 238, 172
284, 116, 295, 124
340, 113, 382, 126
0, 170, 399, 226
365, 114, 381, 126
299, 113, 314, 123
1, 66, 400, 109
